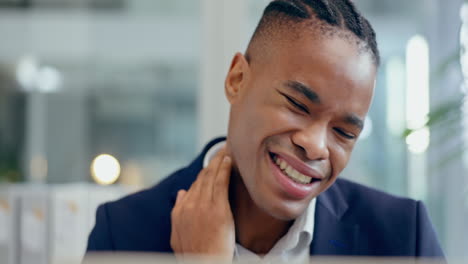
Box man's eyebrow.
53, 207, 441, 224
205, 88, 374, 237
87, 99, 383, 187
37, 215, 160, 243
284, 80, 321, 104
344, 114, 364, 131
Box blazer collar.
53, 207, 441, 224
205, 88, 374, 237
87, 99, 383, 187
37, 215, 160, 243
317, 180, 349, 220
310, 179, 360, 256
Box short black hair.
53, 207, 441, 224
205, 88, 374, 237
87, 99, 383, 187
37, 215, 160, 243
247, 0, 380, 66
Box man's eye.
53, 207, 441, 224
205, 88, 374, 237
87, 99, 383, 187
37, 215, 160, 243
333, 128, 356, 140
284, 95, 309, 114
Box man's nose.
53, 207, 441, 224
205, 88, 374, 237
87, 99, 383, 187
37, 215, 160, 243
291, 124, 329, 161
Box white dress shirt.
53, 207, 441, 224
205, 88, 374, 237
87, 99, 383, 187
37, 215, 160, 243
203, 140, 316, 263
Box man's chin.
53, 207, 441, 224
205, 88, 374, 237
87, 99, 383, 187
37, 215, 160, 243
258, 198, 310, 221
248, 185, 317, 221
268, 209, 306, 222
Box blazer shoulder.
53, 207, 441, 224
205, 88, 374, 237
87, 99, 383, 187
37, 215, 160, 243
332, 178, 444, 257
91, 166, 191, 252
333, 178, 420, 230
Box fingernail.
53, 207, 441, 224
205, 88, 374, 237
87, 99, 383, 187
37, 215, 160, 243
223, 156, 231, 163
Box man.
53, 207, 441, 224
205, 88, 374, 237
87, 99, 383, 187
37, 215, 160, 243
87, 0, 444, 262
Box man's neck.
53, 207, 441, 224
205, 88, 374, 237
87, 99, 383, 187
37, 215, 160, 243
229, 170, 293, 255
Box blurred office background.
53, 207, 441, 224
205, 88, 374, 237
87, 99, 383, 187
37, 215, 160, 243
0, 0, 466, 263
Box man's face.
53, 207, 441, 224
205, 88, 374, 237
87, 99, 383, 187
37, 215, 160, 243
225, 34, 376, 220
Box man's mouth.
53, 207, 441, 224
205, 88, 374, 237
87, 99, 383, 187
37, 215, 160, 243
269, 152, 322, 185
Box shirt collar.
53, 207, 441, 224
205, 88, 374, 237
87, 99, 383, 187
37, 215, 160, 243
203, 140, 227, 168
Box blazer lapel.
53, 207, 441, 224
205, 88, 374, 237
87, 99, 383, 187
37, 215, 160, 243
310, 181, 360, 256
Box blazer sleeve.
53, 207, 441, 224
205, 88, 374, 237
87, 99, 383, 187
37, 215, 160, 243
416, 201, 445, 258
86, 203, 115, 251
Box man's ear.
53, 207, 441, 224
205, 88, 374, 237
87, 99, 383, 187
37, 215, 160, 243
225, 52, 250, 104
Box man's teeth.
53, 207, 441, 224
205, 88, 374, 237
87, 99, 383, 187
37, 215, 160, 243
273, 155, 312, 184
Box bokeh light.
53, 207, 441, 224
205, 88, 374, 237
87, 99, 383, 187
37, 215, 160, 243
91, 154, 121, 185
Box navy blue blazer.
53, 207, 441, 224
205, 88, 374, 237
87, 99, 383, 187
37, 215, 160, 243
87, 137, 444, 257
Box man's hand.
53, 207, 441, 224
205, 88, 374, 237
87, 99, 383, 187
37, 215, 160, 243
170, 146, 235, 261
